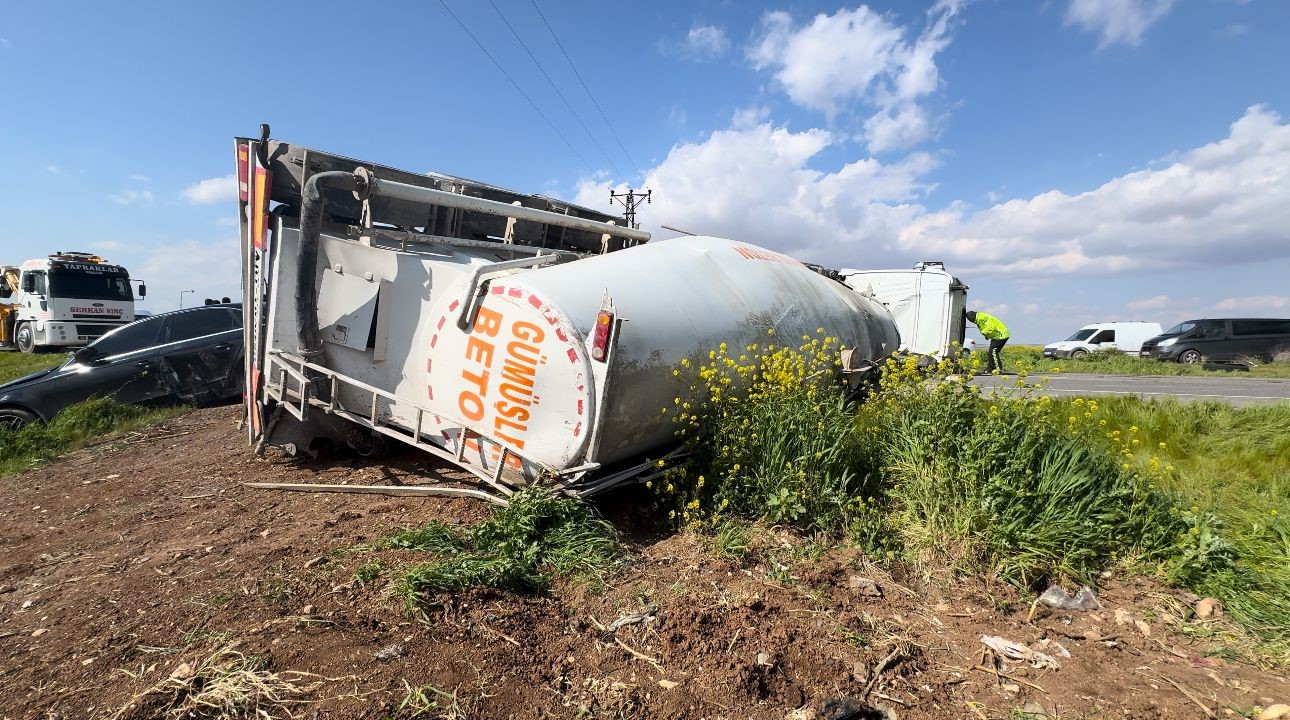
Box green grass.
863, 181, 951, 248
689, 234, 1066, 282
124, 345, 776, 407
662, 343, 1290, 650
0, 397, 186, 476
0, 351, 68, 384
1094, 398, 1290, 636
997, 345, 1290, 378
381, 487, 622, 613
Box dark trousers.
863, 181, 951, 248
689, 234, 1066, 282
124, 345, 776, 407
987, 338, 1008, 373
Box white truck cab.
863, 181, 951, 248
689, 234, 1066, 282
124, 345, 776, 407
1043, 321, 1162, 359
839, 261, 969, 358
1, 252, 144, 353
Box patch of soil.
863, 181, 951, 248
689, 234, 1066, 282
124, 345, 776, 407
1, 406, 1286, 719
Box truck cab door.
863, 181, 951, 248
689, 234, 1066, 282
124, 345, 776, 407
51, 316, 168, 410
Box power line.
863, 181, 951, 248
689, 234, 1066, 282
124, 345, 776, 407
529, 0, 646, 180
436, 0, 593, 173
486, 0, 624, 180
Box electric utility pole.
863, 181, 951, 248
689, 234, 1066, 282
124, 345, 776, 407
610, 187, 651, 230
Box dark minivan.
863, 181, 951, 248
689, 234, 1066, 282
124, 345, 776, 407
1141, 318, 1290, 364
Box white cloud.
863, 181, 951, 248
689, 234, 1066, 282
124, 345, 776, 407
682, 25, 729, 59
1064, 0, 1177, 48
45, 165, 59, 174
1214, 295, 1290, 312
574, 121, 938, 265
1127, 294, 1171, 312
135, 238, 241, 311
183, 174, 237, 204
109, 189, 154, 205
897, 105, 1290, 276
128, 173, 151, 182
90, 240, 127, 252
747, 1, 963, 151
731, 105, 771, 129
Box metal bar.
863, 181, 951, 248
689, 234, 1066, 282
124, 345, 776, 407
243, 482, 509, 505
268, 351, 541, 496
369, 176, 651, 243
348, 227, 577, 258
491, 447, 509, 485
456, 254, 560, 330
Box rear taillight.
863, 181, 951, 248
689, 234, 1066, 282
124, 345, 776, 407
237, 142, 250, 202
591, 310, 614, 362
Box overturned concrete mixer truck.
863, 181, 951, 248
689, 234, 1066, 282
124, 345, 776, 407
237, 126, 907, 503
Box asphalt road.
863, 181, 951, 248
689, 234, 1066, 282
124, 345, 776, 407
972, 373, 1290, 407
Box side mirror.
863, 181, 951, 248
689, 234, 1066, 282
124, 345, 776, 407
138, 283, 147, 298
74, 346, 100, 365
21, 275, 36, 293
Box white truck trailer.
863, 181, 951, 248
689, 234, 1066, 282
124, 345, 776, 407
840, 261, 969, 358
1, 253, 145, 353
238, 128, 901, 503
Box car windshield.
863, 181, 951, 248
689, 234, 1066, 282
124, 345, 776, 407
1066, 329, 1096, 341
1163, 321, 1198, 335
49, 271, 133, 301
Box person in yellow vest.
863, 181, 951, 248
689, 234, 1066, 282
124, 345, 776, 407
966, 309, 1010, 374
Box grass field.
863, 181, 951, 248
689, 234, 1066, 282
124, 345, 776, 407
998, 345, 1290, 378
0, 397, 185, 477
0, 351, 68, 384
0, 352, 183, 477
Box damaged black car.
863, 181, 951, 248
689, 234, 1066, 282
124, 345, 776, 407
0, 304, 243, 430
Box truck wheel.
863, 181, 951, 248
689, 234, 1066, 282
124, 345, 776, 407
0, 407, 38, 431
15, 323, 36, 353
1179, 349, 1202, 364
1070, 348, 1087, 359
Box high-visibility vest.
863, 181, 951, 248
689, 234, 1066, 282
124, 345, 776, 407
974, 312, 1009, 340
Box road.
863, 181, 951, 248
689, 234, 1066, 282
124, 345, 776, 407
972, 373, 1290, 407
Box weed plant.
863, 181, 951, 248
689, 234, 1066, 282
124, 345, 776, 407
387, 487, 621, 612
0, 397, 184, 476
1092, 398, 1290, 636
660, 339, 1288, 641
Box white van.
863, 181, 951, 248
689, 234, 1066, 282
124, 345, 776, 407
840, 261, 969, 358
1043, 321, 1162, 358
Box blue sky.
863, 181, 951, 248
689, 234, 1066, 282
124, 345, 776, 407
2, 0, 1287, 342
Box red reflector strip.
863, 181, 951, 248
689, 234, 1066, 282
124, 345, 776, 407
251, 167, 271, 250
237, 143, 250, 202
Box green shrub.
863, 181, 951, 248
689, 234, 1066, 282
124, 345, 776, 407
661, 342, 1285, 636
388, 487, 621, 612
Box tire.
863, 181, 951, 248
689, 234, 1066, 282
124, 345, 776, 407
1070, 349, 1088, 359
353, 434, 390, 459
0, 407, 38, 431
1179, 349, 1203, 364
15, 322, 36, 354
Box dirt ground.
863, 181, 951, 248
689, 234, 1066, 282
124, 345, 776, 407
1, 406, 1286, 720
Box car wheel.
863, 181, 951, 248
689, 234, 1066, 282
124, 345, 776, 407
1179, 349, 1203, 364
15, 323, 36, 354
0, 407, 38, 431
1070, 349, 1088, 359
